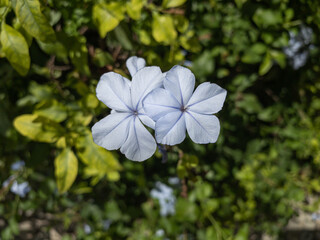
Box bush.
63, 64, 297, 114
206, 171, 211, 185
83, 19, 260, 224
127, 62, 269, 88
0, 0, 320, 239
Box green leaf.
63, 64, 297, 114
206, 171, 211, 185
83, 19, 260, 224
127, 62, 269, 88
162, 0, 187, 8
92, 2, 125, 38
234, 224, 249, 240
12, 0, 56, 42
0, 23, 30, 76
253, 8, 283, 28
54, 148, 78, 193
236, 94, 262, 114
34, 100, 68, 123
235, 0, 247, 8
114, 25, 133, 50
180, 35, 201, 53
259, 52, 272, 75
13, 114, 63, 143
76, 130, 122, 183
59, 33, 90, 75
37, 39, 68, 61
175, 198, 199, 222
0, 0, 9, 7
270, 50, 286, 68
173, 15, 189, 33
126, 0, 145, 20
152, 13, 177, 45
137, 29, 152, 45
192, 50, 215, 78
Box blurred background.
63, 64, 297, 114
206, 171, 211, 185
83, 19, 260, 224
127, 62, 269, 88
0, 0, 320, 239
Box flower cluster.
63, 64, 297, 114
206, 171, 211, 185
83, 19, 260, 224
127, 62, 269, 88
92, 57, 227, 161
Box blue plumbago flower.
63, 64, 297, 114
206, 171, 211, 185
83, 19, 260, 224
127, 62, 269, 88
143, 65, 227, 145
92, 57, 164, 161
150, 182, 175, 216
11, 160, 25, 171
3, 177, 31, 198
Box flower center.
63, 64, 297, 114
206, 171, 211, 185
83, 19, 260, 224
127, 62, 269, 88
133, 110, 138, 116
180, 106, 188, 112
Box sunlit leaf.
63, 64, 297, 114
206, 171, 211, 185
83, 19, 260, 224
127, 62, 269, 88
162, 0, 187, 8
12, 0, 56, 42
76, 130, 122, 183
54, 148, 78, 193
13, 114, 63, 143
34, 100, 68, 123
92, 2, 125, 38
0, 23, 30, 76
126, 0, 145, 20
152, 13, 177, 45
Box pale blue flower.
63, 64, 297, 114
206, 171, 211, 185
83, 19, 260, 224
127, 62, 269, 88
11, 181, 31, 197
84, 224, 92, 234
151, 182, 175, 216
2, 177, 31, 198
143, 65, 227, 145
92, 57, 163, 161
102, 219, 112, 230
11, 160, 25, 171
284, 25, 313, 70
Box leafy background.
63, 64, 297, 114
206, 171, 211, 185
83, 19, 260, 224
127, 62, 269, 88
0, 0, 320, 239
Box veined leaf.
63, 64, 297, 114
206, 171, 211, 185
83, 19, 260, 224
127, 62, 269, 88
0, 23, 30, 76
76, 130, 121, 183
162, 0, 187, 8
13, 114, 63, 143
93, 2, 125, 38
152, 13, 177, 45
55, 148, 78, 193
12, 0, 55, 42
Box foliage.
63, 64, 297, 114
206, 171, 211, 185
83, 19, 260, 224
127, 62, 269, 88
0, 0, 320, 239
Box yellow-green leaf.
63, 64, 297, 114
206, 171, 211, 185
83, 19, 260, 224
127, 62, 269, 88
180, 31, 201, 53
12, 0, 55, 42
152, 13, 177, 45
0, 23, 30, 76
0, 0, 9, 7
34, 100, 68, 123
76, 130, 121, 183
126, 0, 145, 20
92, 2, 125, 38
13, 114, 62, 143
162, 0, 187, 8
54, 148, 78, 193
137, 29, 152, 45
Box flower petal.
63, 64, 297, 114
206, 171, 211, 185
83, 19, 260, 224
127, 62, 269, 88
126, 56, 146, 77
164, 65, 195, 106
96, 72, 133, 111
138, 108, 155, 129
92, 112, 132, 150
156, 111, 186, 145
143, 88, 181, 121
185, 111, 220, 144
120, 117, 157, 161
187, 82, 227, 114
131, 66, 163, 110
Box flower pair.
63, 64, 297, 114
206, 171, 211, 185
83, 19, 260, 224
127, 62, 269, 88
92, 57, 227, 161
